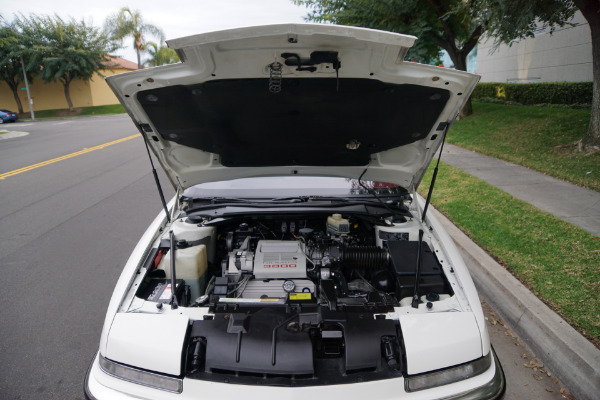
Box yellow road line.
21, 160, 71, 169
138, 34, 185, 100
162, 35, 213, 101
0, 133, 141, 181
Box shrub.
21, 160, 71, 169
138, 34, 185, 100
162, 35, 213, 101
472, 82, 592, 105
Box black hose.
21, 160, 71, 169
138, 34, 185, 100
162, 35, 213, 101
342, 246, 388, 269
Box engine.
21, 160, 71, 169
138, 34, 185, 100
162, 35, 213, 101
214, 215, 398, 301
226, 239, 308, 279
136, 211, 454, 311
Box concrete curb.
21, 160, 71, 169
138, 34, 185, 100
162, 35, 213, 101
431, 206, 600, 400
0, 131, 29, 140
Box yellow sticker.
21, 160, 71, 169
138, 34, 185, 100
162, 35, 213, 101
289, 292, 312, 300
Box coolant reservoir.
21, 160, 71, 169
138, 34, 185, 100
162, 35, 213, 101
375, 219, 422, 247
327, 214, 350, 235
157, 245, 208, 301
170, 219, 216, 263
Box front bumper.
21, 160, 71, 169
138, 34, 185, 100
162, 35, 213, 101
85, 347, 505, 400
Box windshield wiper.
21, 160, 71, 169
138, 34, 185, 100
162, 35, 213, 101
305, 196, 349, 202
210, 197, 257, 203
186, 196, 344, 212
185, 201, 410, 222
269, 196, 309, 203
200, 197, 307, 204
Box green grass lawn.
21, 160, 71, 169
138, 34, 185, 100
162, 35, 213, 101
420, 162, 600, 346
20, 104, 125, 119
449, 102, 599, 192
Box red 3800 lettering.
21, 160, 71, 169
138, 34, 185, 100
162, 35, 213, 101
263, 264, 297, 268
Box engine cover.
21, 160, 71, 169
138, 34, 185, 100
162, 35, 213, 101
240, 279, 315, 298
253, 241, 307, 280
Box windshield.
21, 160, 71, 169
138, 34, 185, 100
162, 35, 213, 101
182, 177, 406, 199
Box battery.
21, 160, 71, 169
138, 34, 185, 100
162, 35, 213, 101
138, 279, 185, 303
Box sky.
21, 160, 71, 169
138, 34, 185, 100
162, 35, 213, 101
3, 0, 311, 63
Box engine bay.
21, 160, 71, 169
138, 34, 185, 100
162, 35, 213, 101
208, 214, 452, 306
133, 211, 456, 385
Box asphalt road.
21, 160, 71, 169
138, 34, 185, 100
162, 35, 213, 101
0, 116, 572, 399
0, 116, 174, 399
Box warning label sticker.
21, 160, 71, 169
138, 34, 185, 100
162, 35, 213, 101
159, 284, 173, 300
289, 292, 312, 300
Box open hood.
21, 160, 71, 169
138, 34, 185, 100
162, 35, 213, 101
106, 24, 479, 191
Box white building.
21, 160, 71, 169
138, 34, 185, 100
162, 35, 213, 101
476, 11, 592, 83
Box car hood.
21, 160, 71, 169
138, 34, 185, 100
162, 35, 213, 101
106, 24, 479, 191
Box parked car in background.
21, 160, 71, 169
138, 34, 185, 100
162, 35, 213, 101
85, 24, 505, 400
0, 109, 19, 124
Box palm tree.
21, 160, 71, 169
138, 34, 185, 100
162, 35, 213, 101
145, 41, 179, 67
104, 7, 164, 69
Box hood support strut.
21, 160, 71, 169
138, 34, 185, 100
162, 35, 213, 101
412, 124, 449, 308
411, 229, 425, 308
142, 133, 171, 224
421, 125, 449, 223
169, 230, 179, 309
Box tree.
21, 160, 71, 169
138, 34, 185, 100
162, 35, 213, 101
293, 0, 487, 116
17, 14, 115, 111
104, 8, 164, 70
145, 41, 179, 67
485, 0, 598, 152
0, 21, 35, 114
575, 0, 600, 151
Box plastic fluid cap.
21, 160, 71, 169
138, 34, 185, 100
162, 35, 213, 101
327, 214, 350, 235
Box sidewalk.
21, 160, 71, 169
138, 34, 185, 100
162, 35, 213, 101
441, 144, 600, 236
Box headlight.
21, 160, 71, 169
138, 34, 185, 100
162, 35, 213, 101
99, 354, 183, 393
405, 352, 492, 392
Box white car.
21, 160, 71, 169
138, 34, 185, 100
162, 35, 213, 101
85, 24, 505, 400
